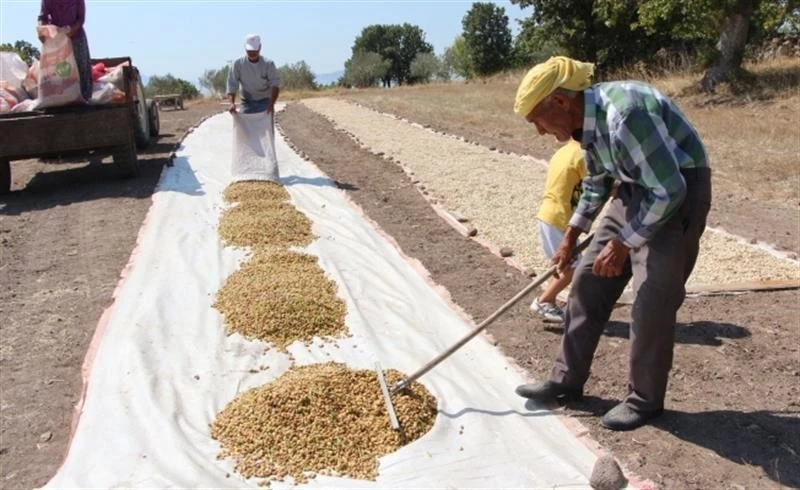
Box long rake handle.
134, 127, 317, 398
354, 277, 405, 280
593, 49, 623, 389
390, 234, 594, 395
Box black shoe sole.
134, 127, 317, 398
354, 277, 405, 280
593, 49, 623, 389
516, 387, 584, 403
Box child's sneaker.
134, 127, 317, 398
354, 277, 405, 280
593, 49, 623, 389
531, 298, 565, 323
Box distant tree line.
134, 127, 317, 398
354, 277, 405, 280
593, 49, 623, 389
191, 0, 797, 93
341, 0, 798, 90
509, 0, 799, 90
4, 1, 798, 96
145, 74, 200, 99
0, 40, 40, 65
198, 60, 318, 95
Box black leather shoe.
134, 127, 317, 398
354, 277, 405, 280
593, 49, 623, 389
600, 402, 664, 431
515, 380, 583, 402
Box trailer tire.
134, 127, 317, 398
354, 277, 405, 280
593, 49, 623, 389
113, 140, 140, 178
147, 99, 160, 137
133, 72, 151, 150
0, 160, 10, 195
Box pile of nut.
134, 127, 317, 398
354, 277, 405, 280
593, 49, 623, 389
211, 363, 437, 483
213, 248, 347, 349
223, 181, 291, 204
212, 181, 438, 484
214, 181, 347, 349
218, 199, 313, 250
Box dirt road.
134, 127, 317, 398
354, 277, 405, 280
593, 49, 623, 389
0, 102, 222, 488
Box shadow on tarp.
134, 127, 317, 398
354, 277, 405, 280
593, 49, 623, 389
281, 174, 358, 190
159, 156, 204, 197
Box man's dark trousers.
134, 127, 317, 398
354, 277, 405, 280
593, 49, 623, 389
551, 168, 712, 411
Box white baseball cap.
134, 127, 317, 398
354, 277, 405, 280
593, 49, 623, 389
244, 34, 261, 51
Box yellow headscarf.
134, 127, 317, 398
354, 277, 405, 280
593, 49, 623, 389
513, 56, 595, 117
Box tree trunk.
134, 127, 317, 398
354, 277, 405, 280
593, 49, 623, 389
700, 0, 756, 92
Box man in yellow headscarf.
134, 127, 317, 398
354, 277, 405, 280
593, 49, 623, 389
513, 56, 594, 119
513, 56, 712, 432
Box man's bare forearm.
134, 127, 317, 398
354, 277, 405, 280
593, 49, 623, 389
564, 225, 582, 246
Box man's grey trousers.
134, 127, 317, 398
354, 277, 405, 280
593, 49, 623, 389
552, 168, 712, 411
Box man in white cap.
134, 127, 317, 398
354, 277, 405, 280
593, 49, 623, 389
226, 34, 282, 183
227, 34, 281, 117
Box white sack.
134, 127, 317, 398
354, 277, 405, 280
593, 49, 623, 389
0, 51, 28, 93
34, 25, 83, 109
96, 63, 125, 91
231, 111, 279, 183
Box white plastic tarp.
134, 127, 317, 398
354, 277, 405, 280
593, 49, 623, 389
231, 111, 279, 183
45, 110, 608, 489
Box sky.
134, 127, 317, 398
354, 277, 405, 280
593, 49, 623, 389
1, 0, 531, 85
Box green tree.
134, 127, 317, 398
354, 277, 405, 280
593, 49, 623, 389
352, 24, 397, 87
633, 0, 799, 90
146, 74, 199, 99
178, 79, 200, 99
510, 17, 558, 68
351, 23, 433, 86
198, 66, 230, 96
343, 50, 390, 88
278, 61, 317, 90
462, 2, 513, 76
512, 0, 798, 83
409, 52, 440, 83
511, 0, 654, 69
435, 52, 453, 82
443, 36, 473, 79
0, 40, 40, 65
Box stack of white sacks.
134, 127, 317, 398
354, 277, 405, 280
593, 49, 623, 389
0, 26, 127, 114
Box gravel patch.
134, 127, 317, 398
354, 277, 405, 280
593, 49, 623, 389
301, 98, 799, 286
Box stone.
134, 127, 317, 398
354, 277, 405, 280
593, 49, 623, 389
590, 454, 627, 490
499, 247, 514, 257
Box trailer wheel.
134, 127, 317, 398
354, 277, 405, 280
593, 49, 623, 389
0, 160, 10, 195
113, 140, 140, 178
133, 72, 151, 149
147, 99, 160, 137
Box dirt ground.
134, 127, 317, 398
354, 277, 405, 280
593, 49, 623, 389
0, 97, 797, 490
0, 101, 223, 488
276, 102, 800, 490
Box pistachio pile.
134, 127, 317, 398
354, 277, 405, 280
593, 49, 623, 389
211, 363, 437, 483
213, 181, 438, 485
224, 181, 290, 204
218, 181, 313, 250
212, 249, 347, 349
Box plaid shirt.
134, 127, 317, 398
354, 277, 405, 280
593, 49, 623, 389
570, 82, 709, 248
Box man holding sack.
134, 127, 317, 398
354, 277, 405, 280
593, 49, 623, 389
37, 0, 92, 102
226, 34, 283, 183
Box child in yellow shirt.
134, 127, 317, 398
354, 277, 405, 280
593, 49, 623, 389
531, 139, 586, 323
